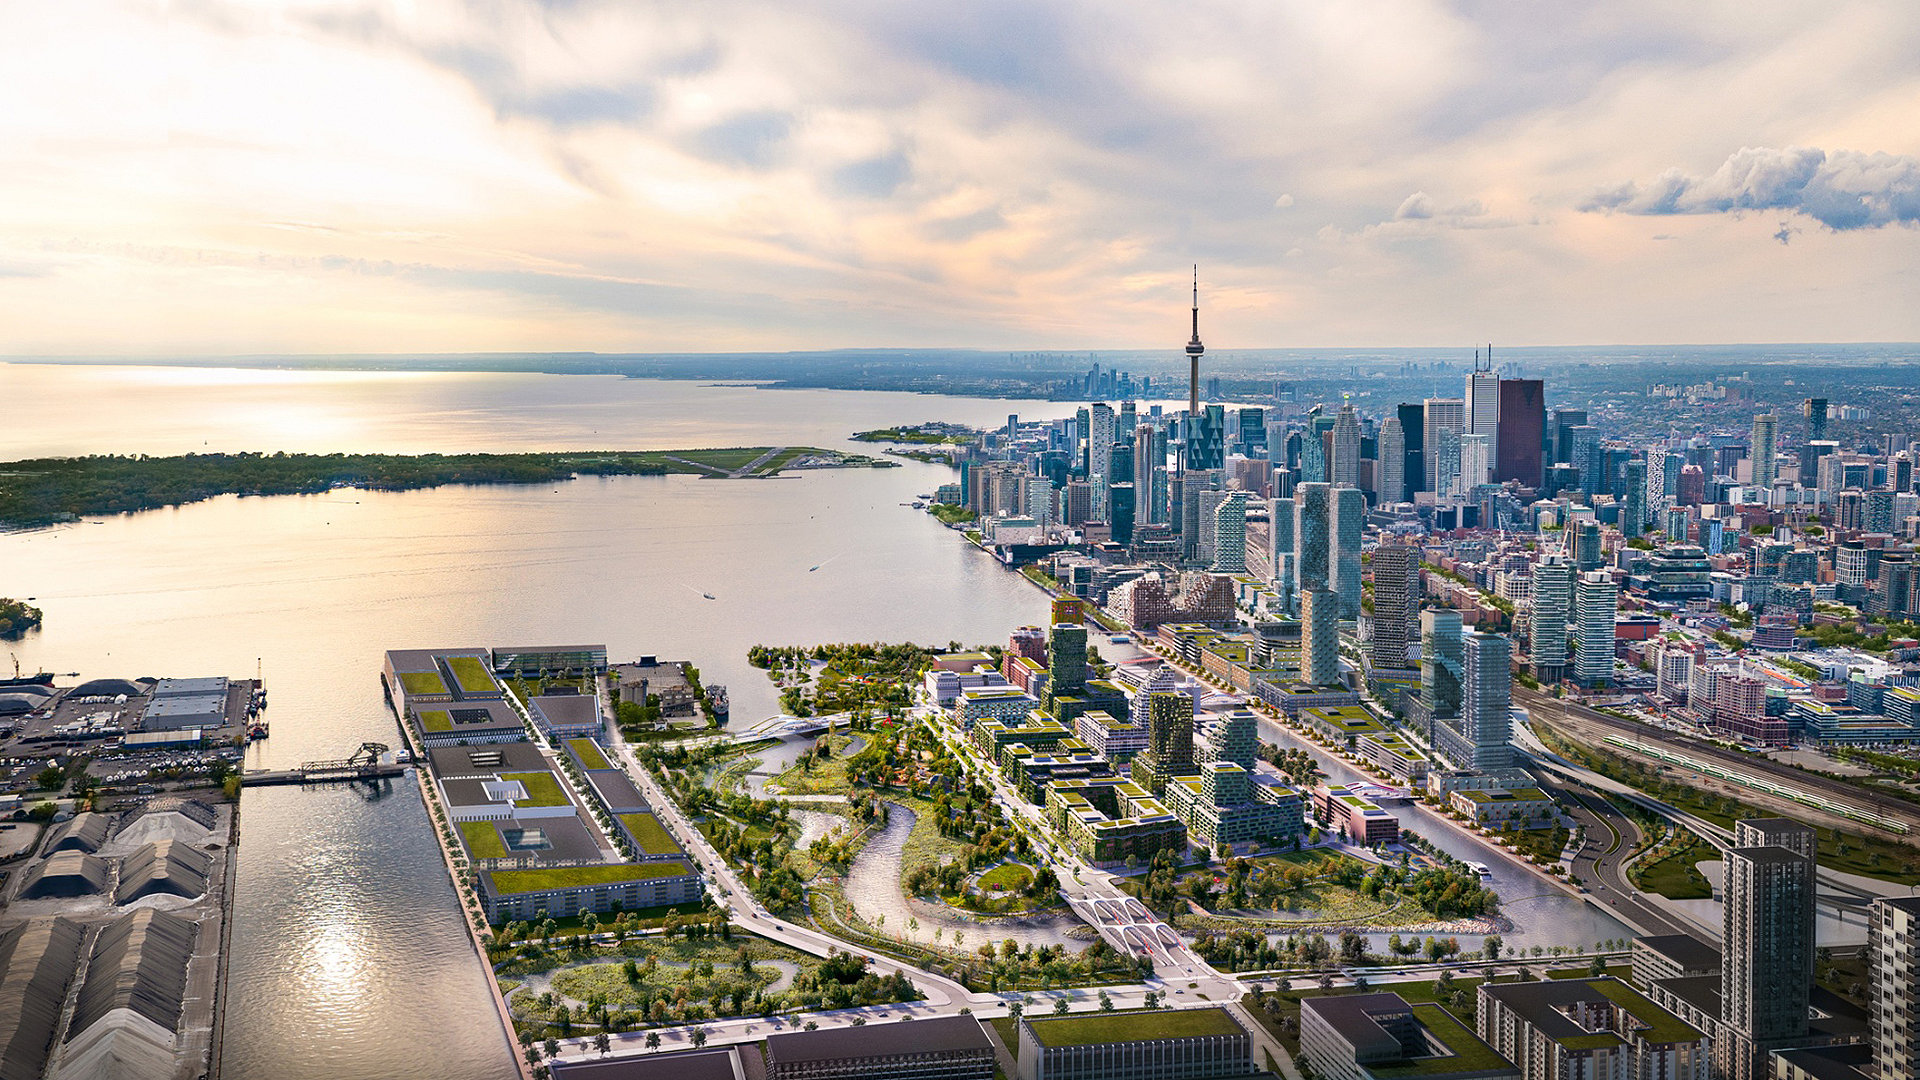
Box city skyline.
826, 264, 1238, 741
2, 3, 1917, 355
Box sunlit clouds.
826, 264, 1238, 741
0, 1, 1916, 353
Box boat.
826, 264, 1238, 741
701, 593, 716, 600
808, 565, 821, 572
246, 720, 270, 741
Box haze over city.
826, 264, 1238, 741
3, 1, 1918, 354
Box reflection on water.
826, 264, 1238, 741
1, 366, 1087, 1080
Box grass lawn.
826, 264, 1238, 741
502, 771, 571, 808
619, 812, 683, 856
1495, 825, 1569, 863
989, 1016, 1021, 1060
419, 709, 453, 732
977, 862, 1036, 893
1632, 841, 1714, 900
1240, 974, 1495, 1056
400, 670, 448, 696
1024, 1007, 1242, 1047
490, 861, 692, 894
767, 734, 855, 796
567, 738, 611, 770
446, 654, 499, 694
459, 820, 507, 860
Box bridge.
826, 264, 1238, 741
245, 742, 407, 786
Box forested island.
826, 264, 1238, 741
0, 598, 42, 637
0, 448, 891, 528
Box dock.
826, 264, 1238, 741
242, 741, 409, 786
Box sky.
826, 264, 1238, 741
1, 0, 1917, 355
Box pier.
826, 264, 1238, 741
244, 741, 408, 786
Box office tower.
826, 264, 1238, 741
1118, 400, 1136, 441
1210, 492, 1248, 573
1378, 417, 1405, 505
1270, 497, 1296, 612
1719, 818, 1816, 1080
1398, 402, 1426, 501
1423, 398, 1465, 492
1573, 520, 1602, 571
1570, 425, 1602, 497
1109, 483, 1136, 544
1803, 396, 1828, 443
1871, 896, 1920, 1080
1295, 482, 1333, 596
1531, 553, 1573, 682
1552, 407, 1588, 466
1418, 606, 1460, 704
1368, 543, 1417, 670
1330, 403, 1362, 488
1044, 622, 1088, 708
1435, 428, 1463, 496
1301, 588, 1342, 686
1751, 413, 1778, 496
1236, 406, 1266, 456
1458, 433, 1492, 495
1299, 428, 1327, 485
1466, 366, 1500, 463
1191, 404, 1226, 472
1336, 487, 1365, 619
1624, 458, 1647, 535
1574, 570, 1617, 687
1063, 480, 1094, 527
1495, 378, 1544, 488
1802, 439, 1840, 488
1074, 407, 1090, 471
1135, 689, 1195, 795
1457, 632, 1512, 770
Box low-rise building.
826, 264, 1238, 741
1314, 784, 1400, 845
479, 860, 704, 923
1447, 787, 1556, 830
1477, 978, 1708, 1080
1300, 994, 1518, 1080
1015, 1007, 1262, 1080
529, 693, 602, 739
764, 1014, 994, 1080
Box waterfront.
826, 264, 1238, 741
0, 363, 1079, 1080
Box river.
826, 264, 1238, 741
0, 363, 1080, 1080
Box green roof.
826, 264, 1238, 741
1588, 979, 1703, 1045
458, 820, 506, 859
446, 655, 498, 694
400, 671, 449, 696
618, 812, 682, 856
1368, 1004, 1516, 1079
1025, 1007, 1241, 1048
419, 709, 453, 733
567, 738, 610, 770
500, 771, 570, 808
488, 861, 695, 894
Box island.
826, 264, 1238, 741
0, 448, 895, 528
0, 597, 42, 637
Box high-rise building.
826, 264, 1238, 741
1270, 496, 1295, 611
1871, 895, 1920, 1080
1458, 433, 1493, 495
1552, 407, 1588, 467
1677, 463, 1706, 506
1466, 367, 1500, 463
1495, 378, 1545, 488
1751, 414, 1779, 497
1423, 398, 1465, 493
1063, 480, 1094, 527
1574, 520, 1602, 571
1190, 404, 1226, 472
1295, 482, 1333, 596
1088, 402, 1115, 517
1419, 609, 1464, 720
1368, 543, 1418, 671
1803, 396, 1828, 443
1530, 554, 1573, 682
1378, 417, 1405, 506
1336, 487, 1365, 619
1210, 492, 1249, 573
1458, 632, 1512, 770
1331, 402, 1362, 488
1299, 427, 1327, 485
1044, 622, 1088, 708
1178, 469, 1219, 560
1718, 818, 1816, 1080
1624, 458, 1648, 535
1301, 588, 1342, 687
1134, 689, 1196, 795
1398, 402, 1426, 502
1570, 425, 1603, 497
1574, 570, 1616, 687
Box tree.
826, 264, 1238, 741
593, 1033, 610, 1057
645, 1032, 661, 1052
1098, 990, 1113, 1012
33, 766, 63, 791
1054, 997, 1071, 1015
1482, 935, 1503, 961
543, 1038, 560, 1061
691, 1027, 708, 1048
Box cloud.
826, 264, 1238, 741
832, 151, 912, 198
686, 110, 793, 168
1395, 192, 1433, 220
1583, 146, 1920, 231
1273, 193, 1294, 209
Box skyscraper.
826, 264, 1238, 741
1570, 424, 1602, 498
1466, 366, 1500, 464
1269, 496, 1295, 612
1368, 543, 1417, 670
1623, 457, 1647, 535
1210, 492, 1249, 573
1495, 378, 1545, 488
1751, 413, 1779, 497
1458, 632, 1512, 771
1336, 487, 1365, 619
1378, 417, 1405, 506
1330, 402, 1362, 488
1871, 895, 1920, 1080
1552, 407, 1588, 466
1573, 520, 1602, 571
1134, 689, 1195, 795
1803, 396, 1828, 443
1294, 482, 1333, 596
1397, 402, 1426, 502
1574, 570, 1617, 687
1301, 588, 1341, 687
1044, 621, 1088, 709
1419, 609, 1464, 720
1088, 401, 1115, 517
1530, 554, 1573, 683
1458, 433, 1492, 495
1423, 398, 1465, 493
1190, 404, 1226, 472
1718, 818, 1816, 1080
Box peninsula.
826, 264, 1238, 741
0, 448, 894, 528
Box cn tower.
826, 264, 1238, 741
1185, 265, 1204, 417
